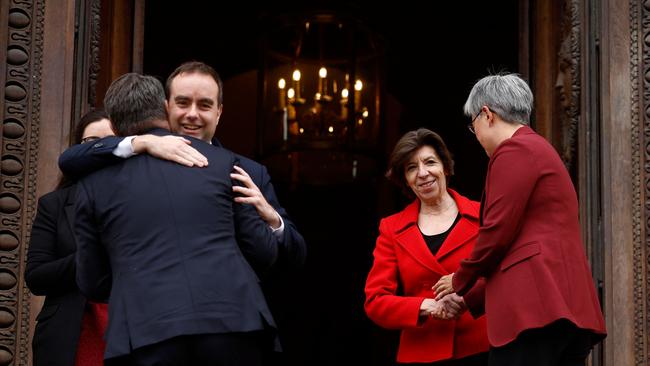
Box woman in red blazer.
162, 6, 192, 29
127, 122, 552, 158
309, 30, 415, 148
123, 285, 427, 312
365, 129, 489, 365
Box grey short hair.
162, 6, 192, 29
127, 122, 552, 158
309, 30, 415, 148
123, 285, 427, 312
104, 73, 168, 136
463, 73, 533, 125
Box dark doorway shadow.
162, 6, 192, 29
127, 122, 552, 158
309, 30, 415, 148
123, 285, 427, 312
143, 2, 519, 364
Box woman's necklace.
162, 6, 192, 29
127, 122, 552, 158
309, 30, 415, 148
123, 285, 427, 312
420, 199, 456, 216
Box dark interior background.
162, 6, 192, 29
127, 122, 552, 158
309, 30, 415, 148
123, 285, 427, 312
143, 1, 519, 364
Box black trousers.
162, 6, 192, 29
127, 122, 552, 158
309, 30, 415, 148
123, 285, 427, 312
400, 352, 488, 366
488, 320, 594, 366
106, 332, 264, 366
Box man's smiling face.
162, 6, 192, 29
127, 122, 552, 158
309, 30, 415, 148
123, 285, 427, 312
166, 72, 222, 142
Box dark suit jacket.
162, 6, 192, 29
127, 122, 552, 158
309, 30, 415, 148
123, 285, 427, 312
213, 140, 306, 270
453, 126, 606, 347
364, 190, 488, 363
59, 135, 306, 270
74, 128, 278, 359
26, 185, 86, 366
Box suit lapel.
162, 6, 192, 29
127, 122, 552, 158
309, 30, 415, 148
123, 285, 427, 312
393, 191, 480, 274
435, 218, 478, 260
395, 225, 449, 275
393, 200, 449, 275
429, 189, 480, 262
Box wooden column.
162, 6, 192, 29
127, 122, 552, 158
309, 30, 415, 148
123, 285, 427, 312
529, 1, 649, 365
600, 0, 638, 365
530, 0, 561, 141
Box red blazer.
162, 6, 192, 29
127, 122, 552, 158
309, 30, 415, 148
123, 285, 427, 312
453, 126, 607, 347
365, 190, 489, 363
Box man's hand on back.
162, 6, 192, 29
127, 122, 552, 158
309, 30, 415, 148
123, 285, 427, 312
231, 165, 282, 229
132, 134, 208, 167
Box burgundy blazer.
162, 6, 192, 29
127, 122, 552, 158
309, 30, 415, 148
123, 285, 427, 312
453, 126, 606, 347
365, 190, 489, 363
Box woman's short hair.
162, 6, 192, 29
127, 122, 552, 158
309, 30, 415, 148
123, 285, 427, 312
386, 128, 454, 196
463, 73, 533, 125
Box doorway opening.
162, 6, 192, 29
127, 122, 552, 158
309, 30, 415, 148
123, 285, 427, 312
142, 2, 519, 365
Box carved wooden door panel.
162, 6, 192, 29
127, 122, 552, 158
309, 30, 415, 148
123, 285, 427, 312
0, 0, 140, 364
1, 1, 49, 364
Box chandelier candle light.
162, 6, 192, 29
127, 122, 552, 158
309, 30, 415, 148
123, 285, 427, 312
275, 67, 364, 139
258, 13, 383, 185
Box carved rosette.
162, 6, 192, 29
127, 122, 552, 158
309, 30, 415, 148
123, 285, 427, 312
1, 0, 45, 365
640, 1, 649, 365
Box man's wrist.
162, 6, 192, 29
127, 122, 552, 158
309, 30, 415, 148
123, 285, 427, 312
131, 135, 149, 154
113, 136, 137, 158
269, 211, 282, 230
269, 212, 284, 233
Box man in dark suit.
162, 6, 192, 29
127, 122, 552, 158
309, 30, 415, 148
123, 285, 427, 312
433, 73, 606, 365
61, 62, 305, 364
75, 73, 278, 365
60, 61, 305, 271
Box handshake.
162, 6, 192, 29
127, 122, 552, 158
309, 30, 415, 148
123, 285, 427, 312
419, 293, 467, 320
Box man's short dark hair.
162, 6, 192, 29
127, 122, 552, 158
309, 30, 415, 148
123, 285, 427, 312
386, 128, 455, 197
165, 61, 224, 105
104, 73, 167, 136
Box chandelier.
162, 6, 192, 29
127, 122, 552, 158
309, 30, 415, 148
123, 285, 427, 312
258, 13, 384, 185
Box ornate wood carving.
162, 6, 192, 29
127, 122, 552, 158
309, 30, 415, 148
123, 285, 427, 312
557, 0, 580, 178
89, 0, 102, 107
1, 0, 45, 364
638, 1, 648, 365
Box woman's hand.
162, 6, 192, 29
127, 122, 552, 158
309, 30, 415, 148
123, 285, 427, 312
433, 273, 455, 300
419, 298, 459, 320
438, 293, 466, 319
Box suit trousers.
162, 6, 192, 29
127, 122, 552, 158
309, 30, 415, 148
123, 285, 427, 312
400, 352, 488, 365
488, 319, 594, 366
106, 332, 264, 366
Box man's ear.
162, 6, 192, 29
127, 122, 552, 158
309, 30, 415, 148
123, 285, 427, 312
216, 104, 223, 126
165, 99, 169, 112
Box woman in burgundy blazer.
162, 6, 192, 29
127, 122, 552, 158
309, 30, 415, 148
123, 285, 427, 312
365, 129, 489, 365
435, 74, 606, 365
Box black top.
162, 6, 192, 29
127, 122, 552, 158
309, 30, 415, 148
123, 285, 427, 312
420, 213, 461, 256
26, 185, 87, 366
